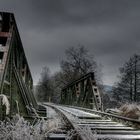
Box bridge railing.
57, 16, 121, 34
61, 72, 102, 111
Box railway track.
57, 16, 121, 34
43, 103, 140, 140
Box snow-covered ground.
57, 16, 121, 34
59, 106, 100, 118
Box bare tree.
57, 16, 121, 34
36, 46, 103, 104
60, 45, 99, 85
112, 54, 140, 105
51, 45, 103, 103
36, 67, 53, 102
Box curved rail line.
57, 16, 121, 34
43, 103, 140, 140
64, 105, 140, 128
44, 103, 86, 140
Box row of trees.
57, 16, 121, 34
36, 46, 101, 103
101, 54, 140, 109
112, 54, 140, 106
35, 67, 53, 102
36, 45, 140, 108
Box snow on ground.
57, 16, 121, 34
59, 106, 100, 118
43, 106, 66, 131
46, 106, 59, 118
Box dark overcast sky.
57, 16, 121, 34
1, 0, 140, 85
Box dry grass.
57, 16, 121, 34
119, 103, 140, 120
0, 114, 62, 140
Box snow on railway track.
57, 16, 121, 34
43, 103, 140, 140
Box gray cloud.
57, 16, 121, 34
0, 0, 140, 85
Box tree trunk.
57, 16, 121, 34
134, 55, 137, 102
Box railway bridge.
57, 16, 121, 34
0, 12, 140, 140
0, 12, 46, 119
0, 12, 102, 120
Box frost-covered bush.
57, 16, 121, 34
66, 126, 98, 140
119, 103, 140, 120
0, 114, 61, 140
66, 125, 118, 140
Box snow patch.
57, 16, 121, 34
0, 94, 10, 115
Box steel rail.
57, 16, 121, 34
43, 103, 140, 139
63, 105, 140, 127
44, 103, 89, 140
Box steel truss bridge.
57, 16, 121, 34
0, 12, 140, 140
0, 12, 46, 119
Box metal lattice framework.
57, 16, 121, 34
61, 72, 103, 111
0, 12, 46, 120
